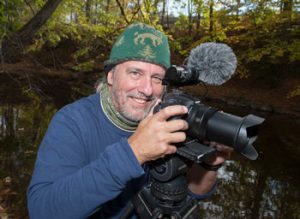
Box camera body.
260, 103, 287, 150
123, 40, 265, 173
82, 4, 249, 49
154, 90, 264, 163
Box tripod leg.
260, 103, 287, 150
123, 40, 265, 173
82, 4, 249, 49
120, 201, 135, 219
171, 197, 202, 219
132, 187, 159, 219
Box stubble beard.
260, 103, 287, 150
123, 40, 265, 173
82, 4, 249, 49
111, 88, 158, 122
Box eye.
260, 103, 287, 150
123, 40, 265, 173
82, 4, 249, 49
152, 76, 163, 84
130, 71, 141, 79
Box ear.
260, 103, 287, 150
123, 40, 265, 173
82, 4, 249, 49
107, 70, 113, 86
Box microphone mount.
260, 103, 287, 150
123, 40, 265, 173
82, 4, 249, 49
163, 65, 200, 86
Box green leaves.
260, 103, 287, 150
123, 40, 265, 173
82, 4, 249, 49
2, 0, 299, 80
287, 39, 300, 62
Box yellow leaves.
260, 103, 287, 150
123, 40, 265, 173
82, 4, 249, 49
287, 86, 300, 98
244, 43, 287, 63
287, 40, 300, 62
72, 60, 94, 72
25, 38, 45, 52
236, 65, 251, 79
72, 48, 89, 60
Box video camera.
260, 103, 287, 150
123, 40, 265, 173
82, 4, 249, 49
128, 43, 265, 219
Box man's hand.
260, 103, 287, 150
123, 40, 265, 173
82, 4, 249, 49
203, 142, 233, 166
187, 143, 233, 195
128, 105, 188, 164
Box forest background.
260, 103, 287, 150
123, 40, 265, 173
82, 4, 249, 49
1, 0, 300, 116
0, 0, 299, 218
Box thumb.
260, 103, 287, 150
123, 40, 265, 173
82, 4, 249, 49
147, 99, 161, 117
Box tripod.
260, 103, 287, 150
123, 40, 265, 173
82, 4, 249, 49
127, 141, 216, 219
132, 175, 201, 219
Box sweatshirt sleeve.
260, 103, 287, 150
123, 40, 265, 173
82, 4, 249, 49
27, 107, 144, 219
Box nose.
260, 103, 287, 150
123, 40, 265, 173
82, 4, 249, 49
137, 76, 153, 97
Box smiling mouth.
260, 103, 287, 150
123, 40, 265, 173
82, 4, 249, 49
130, 97, 149, 104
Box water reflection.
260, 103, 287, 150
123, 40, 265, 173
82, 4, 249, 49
198, 105, 300, 218
0, 89, 299, 218
0, 96, 57, 219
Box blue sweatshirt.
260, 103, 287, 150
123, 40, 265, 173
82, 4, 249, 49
27, 93, 146, 218
27, 93, 215, 219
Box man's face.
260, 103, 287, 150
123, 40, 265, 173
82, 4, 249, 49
107, 61, 165, 122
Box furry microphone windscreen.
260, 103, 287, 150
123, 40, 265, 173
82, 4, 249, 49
187, 42, 237, 86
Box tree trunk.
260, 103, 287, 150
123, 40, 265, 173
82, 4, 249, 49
106, 0, 110, 13
1, 0, 63, 62
188, 0, 193, 36
196, 12, 201, 34
85, 0, 93, 22
166, 0, 170, 28
209, 0, 214, 38
281, 0, 293, 21
194, 0, 203, 36
236, 0, 240, 20
161, 0, 166, 27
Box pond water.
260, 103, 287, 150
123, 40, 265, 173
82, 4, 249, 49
197, 103, 300, 219
0, 78, 299, 219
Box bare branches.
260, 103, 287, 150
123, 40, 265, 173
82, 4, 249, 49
24, 0, 36, 15
115, 0, 130, 24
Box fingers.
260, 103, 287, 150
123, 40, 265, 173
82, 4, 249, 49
165, 119, 189, 132
156, 131, 187, 144
154, 105, 188, 122
159, 145, 177, 158
216, 144, 233, 160
211, 142, 233, 157
215, 143, 233, 151
129, 105, 189, 164
201, 141, 233, 165
207, 142, 233, 153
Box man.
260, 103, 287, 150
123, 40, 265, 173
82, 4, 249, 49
27, 23, 232, 219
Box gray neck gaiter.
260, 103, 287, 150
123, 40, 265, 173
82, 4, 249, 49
100, 83, 138, 132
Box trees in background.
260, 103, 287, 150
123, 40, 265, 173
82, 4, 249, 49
0, 0, 299, 81
1, 0, 63, 60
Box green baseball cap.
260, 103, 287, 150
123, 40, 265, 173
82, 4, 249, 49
104, 23, 170, 72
